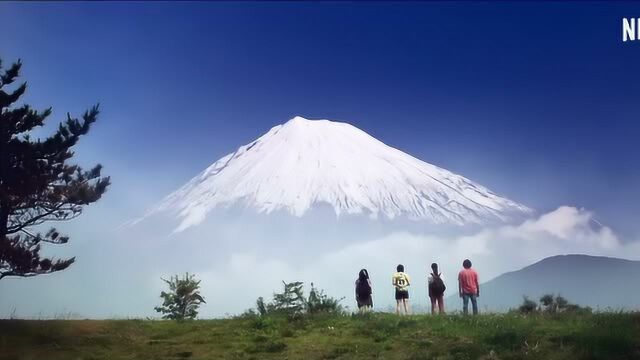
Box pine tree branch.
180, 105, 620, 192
0, 271, 43, 280
0, 57, 108, 281
0, 60, 21, 87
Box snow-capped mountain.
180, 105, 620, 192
139, 116, 532, 232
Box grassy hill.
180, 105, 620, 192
2, 312, 639, 360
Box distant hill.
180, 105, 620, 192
447, 254, 640, 311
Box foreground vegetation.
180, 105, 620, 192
2, 312, 639, 360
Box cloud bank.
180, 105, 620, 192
1, 206, 638, 318
194, 206, 638, 316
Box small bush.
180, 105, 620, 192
518, 296, 538, 314
272, 281, 306, 316
516, 293, 590, 315
306, 282, 345, 315
256, 297, 268, 316
154, 273, 206, 320
251, 316, 276, 330
254, 281, 344, 319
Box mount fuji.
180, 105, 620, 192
137, 116, 533, 232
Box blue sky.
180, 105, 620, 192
1, 1, 640, 235
3, 1, 640, 318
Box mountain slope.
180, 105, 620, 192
451, 254, 640, 310
139, 116, 532, 232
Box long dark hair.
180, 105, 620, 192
431, 263, 440, 276
358, 269, 369, 282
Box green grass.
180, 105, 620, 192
1, 312, 639, 359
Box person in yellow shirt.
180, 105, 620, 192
392, 264, 411, 315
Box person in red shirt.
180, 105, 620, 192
458, 259, 480, 315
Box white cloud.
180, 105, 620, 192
4, 206, 637, 318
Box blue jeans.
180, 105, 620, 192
462, 293, 478, 315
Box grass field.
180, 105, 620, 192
1, 312, 639, 360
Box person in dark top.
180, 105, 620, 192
355, 269, 373, 313
428, 262, 446, 314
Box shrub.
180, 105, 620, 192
540, 294, 568, 314
306, 282, 345, 315
256, 296, 268, 316
154, 273, 206, 320
517, 293, 591, 315
540, 294, 554, 308
555, 296, 569, 310
271, 281, 306, 318
255, 281, 344, 318
518, 296, 538, 314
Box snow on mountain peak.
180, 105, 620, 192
142, 116, 533, 232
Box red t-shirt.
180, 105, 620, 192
458, 268, 479, 294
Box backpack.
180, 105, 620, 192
430, 273, 446, 295
356, 279, 372, 298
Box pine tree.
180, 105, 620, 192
154, 273, 206, 320
0, 58, 110, 280
272, 281, 306, 317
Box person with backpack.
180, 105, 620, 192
428, 263, 446, 314
392, 264, 411, 315
355, 269, 373, 313
458, 259, 480, 315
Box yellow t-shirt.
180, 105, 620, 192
392, 272, 411, 291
